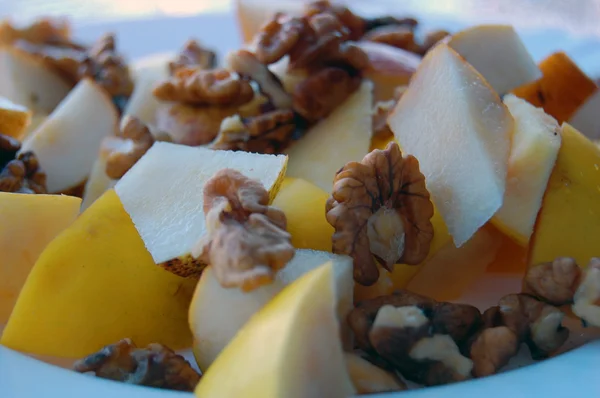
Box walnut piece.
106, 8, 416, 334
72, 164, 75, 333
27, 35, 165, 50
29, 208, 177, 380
105, 116, 155, 179
225, 50, 292, 109
364, 16, 419, 33
79, 33, 134, 98
572, 258, 600, 327
345, 352, 406, 394
192, 169, 294, 291
469, 325, 519, 378
211, 110, 296, 154
73, 338, 200, 391
0, 134, 47, 194
0, 18, 71, 46
0, 133, 21, 167
364, 25, 419, 53
523, 257, 582, 306
326, 142, 434, 286
304, 1, 366, 40
154, 68, 254, 107
292, 66, 361, 123
169, 39, 216, 74
254, 13, 305, 65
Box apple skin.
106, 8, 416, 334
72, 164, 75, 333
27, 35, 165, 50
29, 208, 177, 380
357, 41, 420, 103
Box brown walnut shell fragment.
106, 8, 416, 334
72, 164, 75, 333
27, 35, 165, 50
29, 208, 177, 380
154, 68, 254, 107
0, 18, 71, 46
572, 258, 600, 327
169, 39, 216, 74
79, 33, 134, 97
304, 0, 366, 40
292, 66, 361, 123
326, 142, 434, 286
211, 110, 296, 154
254, 13, 305, 65
105, 116, 155, 179
73, 338, 200, 391
524, 257, 582, 306
225, 50, 292, 109
192, 169, 294, 292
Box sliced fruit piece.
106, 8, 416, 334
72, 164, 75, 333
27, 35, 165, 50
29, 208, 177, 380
286, 81, 373, 192
20, 78, 119, 193
115, 142, 287, 273
356, 41, 419, 103
389, 43, 513, 247
492, 95, 562, 245
272, 177, 334, 252
529, 123, 600, 267
195, 262, 355, 398
0, 46, 72, 114
345, 353, 405, 394
446, 25, 542, 95
0, 96, 31, 139
512, 52, 597, 123
124, 53, 172, 128
236, 0, 305, 43
406, 225, 502, 301
189, 249, 353, 371
569, 89, 600, 140
0, 189, 196, 357
0, 193, 80, 323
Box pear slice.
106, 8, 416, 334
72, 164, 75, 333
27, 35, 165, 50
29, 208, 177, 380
446, 25, 542, 95
569, 89, 600, 140
0, 96, 31, 139
114, 142, 287, 273
189, 249, 353, 371
492, 95, 562, 245
123, 53, 172, 128
389, 43, 513, 246
20, 78, 119, 193
0, 47, 72, 114
195, 262, 355, 398
285, 81, 373, 192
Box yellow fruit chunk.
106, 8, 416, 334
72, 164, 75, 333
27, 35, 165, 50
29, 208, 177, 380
0, 193, 80, 323
529, 123, 600, 267
1, 189, 196, 358
513, 52, 598, 124
195, 262, 355, 398
407, 225, 502, 301
0, 96, 31, 139
272, 177, 333, 252
390, 204, 451, 289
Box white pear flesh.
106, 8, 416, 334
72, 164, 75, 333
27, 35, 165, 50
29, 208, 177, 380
0, 47, 72, 114
569, 89, 600, 140
195, 262, 355, 398
20, 78, 118, 193
123, 53, 172, 128
493, 95, 562, 244
446, 25, 542, 95
114, 142, 287, 265
285, 81, 373, 192
389, 43, 513, 246
189, 249, 354, 371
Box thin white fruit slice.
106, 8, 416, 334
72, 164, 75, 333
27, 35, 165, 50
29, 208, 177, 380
389, 43, 513, 246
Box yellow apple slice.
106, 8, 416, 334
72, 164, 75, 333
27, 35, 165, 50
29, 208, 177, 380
272, 177, 334, 252
492, 94, 562, 245
0, 193, 80, 324
20, 78, 119, 193
0, 189, 197, 357
0, 47, 72, 114
286, 81, 373, 192
446, 25, 542, 95
0, 96, 31, 139
123, 53, 172, 128
389, 43, 513, 247
569, 89, 600, 140
529, 123, 600, 267
189, 249, 353, 371
115, 142, 287, 274
195, 261, 355, 398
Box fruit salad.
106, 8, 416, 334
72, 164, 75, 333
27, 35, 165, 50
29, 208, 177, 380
1, 1, 599, 396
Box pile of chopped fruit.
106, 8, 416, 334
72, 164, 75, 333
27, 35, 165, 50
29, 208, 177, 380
1, 0, 600, 396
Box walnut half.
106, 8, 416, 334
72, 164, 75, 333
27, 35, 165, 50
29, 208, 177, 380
326, 142, 434, 286
192, 169, 294, 291
105, 116, 155, 179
